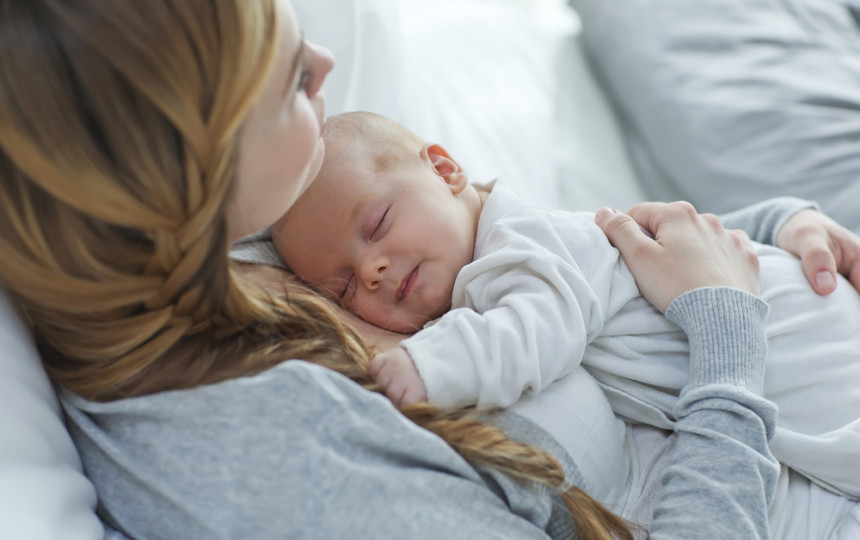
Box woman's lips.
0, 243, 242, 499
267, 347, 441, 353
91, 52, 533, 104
397, 266, 419, 301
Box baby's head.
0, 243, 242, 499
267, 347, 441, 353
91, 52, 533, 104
272, 111, 482, 333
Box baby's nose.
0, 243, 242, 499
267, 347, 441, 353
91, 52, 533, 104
358, 254, 388, 290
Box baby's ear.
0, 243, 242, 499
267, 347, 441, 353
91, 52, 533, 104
424, 143, 468, 194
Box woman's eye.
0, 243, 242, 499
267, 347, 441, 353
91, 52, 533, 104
296, 69, 312, 93
369, 209, 389, 241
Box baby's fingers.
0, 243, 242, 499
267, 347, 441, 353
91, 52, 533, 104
369, 353, 399, 391
368, 354, 387, 381
368, 348, 427, 406
388, 378, 427, 407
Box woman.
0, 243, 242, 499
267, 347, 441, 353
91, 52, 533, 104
0, 1, 855, 538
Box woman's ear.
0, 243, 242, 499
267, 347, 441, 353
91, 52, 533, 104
423, 143, 468, 194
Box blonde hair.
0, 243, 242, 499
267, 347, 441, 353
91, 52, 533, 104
0, 2, 632, 538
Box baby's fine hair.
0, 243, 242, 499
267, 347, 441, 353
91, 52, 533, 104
323, 111, 425, 173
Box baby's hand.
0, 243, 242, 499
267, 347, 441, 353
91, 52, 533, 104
368, 347, 427, 407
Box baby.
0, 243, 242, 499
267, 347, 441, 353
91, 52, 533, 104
273, 111, 860, 499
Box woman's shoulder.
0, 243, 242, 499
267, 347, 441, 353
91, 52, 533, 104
59, 361, 567, 539
61, 360, 416, 437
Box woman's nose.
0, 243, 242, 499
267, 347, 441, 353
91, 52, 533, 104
306, 42, 335, 98
358, 253, 389, 290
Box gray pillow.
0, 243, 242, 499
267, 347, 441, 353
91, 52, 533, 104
571, 0, 860, 231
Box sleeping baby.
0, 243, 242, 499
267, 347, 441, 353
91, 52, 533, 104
273, 111, 860, 499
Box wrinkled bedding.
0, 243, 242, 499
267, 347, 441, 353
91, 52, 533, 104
571, 0, 860, 232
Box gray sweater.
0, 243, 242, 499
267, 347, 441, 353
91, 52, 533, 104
62, 198, 811, 540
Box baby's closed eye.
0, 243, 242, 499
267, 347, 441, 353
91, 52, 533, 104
338, 273, 357, 300
367, 206, 391, 241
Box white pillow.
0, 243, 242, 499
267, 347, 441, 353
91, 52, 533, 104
0, 289, 102, 540
331, 0, 646, 212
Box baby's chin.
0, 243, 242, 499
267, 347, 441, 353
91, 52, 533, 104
378, 315, 432, 335
376, 310, 444, 335
368, 300, 452, 335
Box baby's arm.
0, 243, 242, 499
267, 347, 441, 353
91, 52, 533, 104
401, 221, 623, 410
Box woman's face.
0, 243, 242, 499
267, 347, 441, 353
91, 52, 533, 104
228, 0, 334, 242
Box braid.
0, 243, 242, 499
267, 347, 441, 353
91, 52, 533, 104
0, 1, 635, 538
401, 404, 637, 540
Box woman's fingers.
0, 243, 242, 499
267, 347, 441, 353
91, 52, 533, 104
596, 202, 761, 313
775, 209, 860, 295
800, 240, 838, 295
595, 207, 654, 253
625, 200, 699, 237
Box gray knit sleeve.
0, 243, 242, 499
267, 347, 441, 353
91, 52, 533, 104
718, 197, 818, 246
649, 287, 779, 539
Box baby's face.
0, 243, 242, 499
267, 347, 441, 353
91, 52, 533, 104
274, 147, 477, 333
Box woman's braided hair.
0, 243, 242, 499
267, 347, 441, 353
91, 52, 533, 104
0, 1, 632, 538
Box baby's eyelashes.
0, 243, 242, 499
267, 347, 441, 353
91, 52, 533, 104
369, 208, 390, 241
337, 273, 357, 301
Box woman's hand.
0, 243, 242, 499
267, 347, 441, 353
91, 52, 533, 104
776, 209, 860, 295
595, 202, 760, 313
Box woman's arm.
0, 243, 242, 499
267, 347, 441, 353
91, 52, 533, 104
716, 196, 812, 246
597, 203, 779, 539
654, 287, 778, 539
